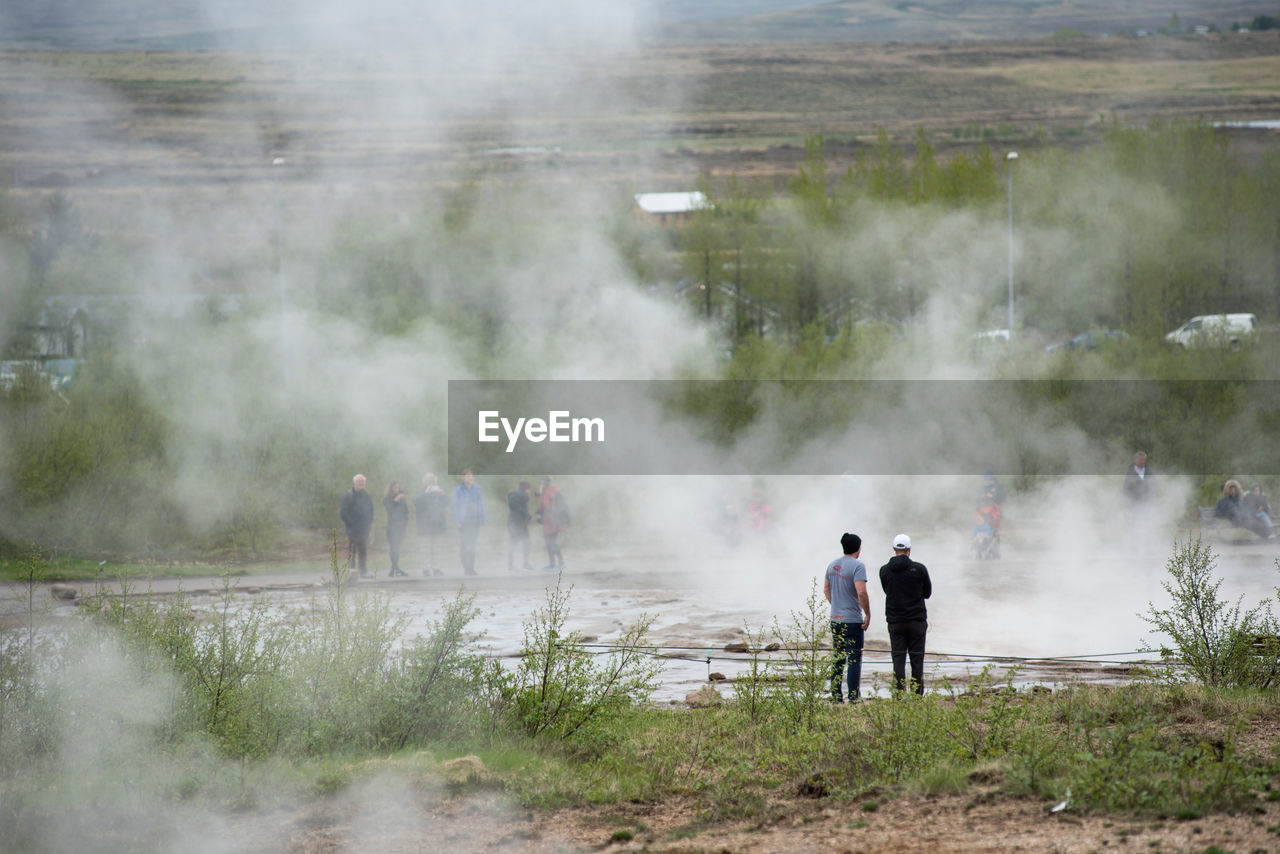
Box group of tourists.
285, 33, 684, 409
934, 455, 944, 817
339, 471, 569, 578
1126, 449, 1276, 540
824, 531, 933, 701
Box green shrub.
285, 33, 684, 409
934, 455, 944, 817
509, 573, 663, 747
1142, 539, 1280, 688
1061, 684, 1262, 814
769, 579, 831, 733
379, 592, 490, 750
730, 621, 781, 723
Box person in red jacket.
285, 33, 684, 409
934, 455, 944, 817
537, 476, 567, 571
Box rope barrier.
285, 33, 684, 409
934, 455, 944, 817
495, 640, 1169, 668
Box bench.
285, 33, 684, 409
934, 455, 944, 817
1198, 506, 1222, 531
1198, 506, 1255, 543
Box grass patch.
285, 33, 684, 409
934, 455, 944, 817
0, 554, 335, 582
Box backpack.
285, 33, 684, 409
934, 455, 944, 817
552, 492, 571, 527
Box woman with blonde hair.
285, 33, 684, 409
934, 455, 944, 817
1216, 479, 1273, 539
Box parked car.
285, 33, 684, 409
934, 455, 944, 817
0, 359, 75, 392
1044, 329, 1129, 352
970, 328, 1010, 351
1164, 313, 1258, 349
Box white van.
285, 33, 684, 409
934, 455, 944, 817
1164, 313, 1258, 349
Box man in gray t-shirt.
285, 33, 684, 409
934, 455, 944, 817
823, 532, 871, 702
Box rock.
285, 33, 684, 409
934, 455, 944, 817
580, 635, 598, 643
796, 771, 830, 798
708, 672, 727, 682
723, 642, 749, 653
685, 685, 722, 708
440, 755, 487, 785
50, 584, 77, 601
764, 642, 781, 651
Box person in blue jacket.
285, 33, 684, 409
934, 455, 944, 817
453, 469, 487, 576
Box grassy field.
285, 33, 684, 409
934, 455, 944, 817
1, 30, 1278, 204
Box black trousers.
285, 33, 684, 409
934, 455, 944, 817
544, 532, 563, 567
346, 532, 369, 573
508, 526, 530, 568
887, 620, 928, 694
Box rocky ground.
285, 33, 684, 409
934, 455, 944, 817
249, 778, 1280, 853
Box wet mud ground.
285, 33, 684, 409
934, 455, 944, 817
9, 525, 1278, 701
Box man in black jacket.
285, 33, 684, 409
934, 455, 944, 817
340, 474, 375, 577
507, 481, 534, 571
879, 533, 932, 695
1123, 451, 1152, 503
414, 473, 449, 576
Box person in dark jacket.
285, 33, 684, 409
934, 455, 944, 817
414, 473, 449, 576
340, 474, 375, 577
383, 480, 409, 577
1243, 483, 1276, 539
978, 469, 1006, 506
507, 481, 534, 571
1217, 479, 1273, 539
453, 469, 487, 576
1123, 451, 1152, 503
879, 533, 932, 695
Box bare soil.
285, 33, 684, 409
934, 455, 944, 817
270, 786, 1280, 853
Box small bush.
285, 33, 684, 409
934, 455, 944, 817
509, 573, 663, 747
1142, 539, 1280, 689
770, 579, 832, 733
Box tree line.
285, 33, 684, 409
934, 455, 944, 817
2, 119, 1279, 559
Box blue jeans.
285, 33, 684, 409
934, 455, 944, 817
830, 621, 864, 701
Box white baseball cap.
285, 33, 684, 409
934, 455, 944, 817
892, 533, 911, 549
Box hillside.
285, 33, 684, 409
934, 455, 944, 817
1, 0, 1277, 49
654, 0, 1280, 43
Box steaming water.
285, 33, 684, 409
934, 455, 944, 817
86, 516, 1269, 704
6, 522, 1277, 709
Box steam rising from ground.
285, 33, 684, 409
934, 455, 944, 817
4, 5, 1276, 848
0, 0, 1247, 627
5, 627, 563, 853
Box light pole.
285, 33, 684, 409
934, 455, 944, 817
272, 157, 287, 380
1006, 151, 1018, 350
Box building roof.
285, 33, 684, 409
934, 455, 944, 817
634, 191, 708, 215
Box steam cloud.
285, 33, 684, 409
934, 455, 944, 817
3, 2, 1277, 847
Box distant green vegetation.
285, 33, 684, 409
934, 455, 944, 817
3, 119, 1279, 560
676, 120, 1280, 342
